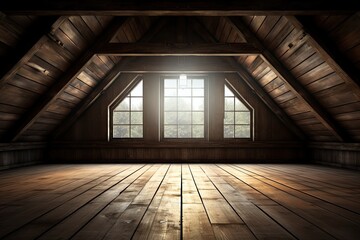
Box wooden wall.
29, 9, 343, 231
50, 72, 304, 162
309, 142, 360, 170
0, 142, 45, 170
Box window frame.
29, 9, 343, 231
109, 78, 144, 141
160, 75, 209, 141
223, 81, 254, 141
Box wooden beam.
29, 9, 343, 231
6, 17, 128, 142
225, 60, 307, 141
286, 15, 360, 100
1, 1, 357, 15
191, 17, 306, 140
0, 16, 66, 91
96, 43, 260, 56
228, 16, 351, 142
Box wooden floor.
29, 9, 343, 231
0, 164, 360, 240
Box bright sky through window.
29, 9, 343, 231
113, 80, 143, 138
163, 77, 205, 138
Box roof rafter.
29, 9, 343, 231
227, 16, 351, 142
6, 17, 128, 142
0, 16, 67, 91
286, 15, 360, 100
95, 42, 261, 56
1, 1, 357, 15
193, 16, 306, 140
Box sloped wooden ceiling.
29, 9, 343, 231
0, 2, 359, 143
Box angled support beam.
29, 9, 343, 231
193, 17, 306, 140
0, 16, 67, 91
1, 1, 358, 15
95, 42, 261, 56
225, 58, 307, 141
6, 17, 128, 142
228, 16, 351, 142
286, 15, 360, 99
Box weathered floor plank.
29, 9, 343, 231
0, 163, 359, 240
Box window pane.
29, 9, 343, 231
192, 89, 204, 96
131, 125, 143, 138
165, 89, 177, 96
131, 112, 143, 124
235, 125, 250, 138
193, 79, 204, 88
131, 98, 143, 111
224, 125, 234, 138
113, 112, 129, 124
164, 125, 177, 138
164, 79, 177, 88
192, 125, 204, 138
224, 112, 234, 124
165, 112, 177, 124
224, 85, 234, 96
192, 98, 204, 111
115, 97, 129, 111
225, 97, 234, 111
178, 112, 191, 124
235, 112, 250, 124
235, 98, 248, 111
192, 112, 204, 124
131, 81, 143, 96
178, 125, 191, 138
114, 125, 129, 138
164, 98, 177, 111
178, 88, 191, 96
178, 98, 191, 111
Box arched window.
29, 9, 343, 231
112, 80, 143, 138
224, 84, 253, 139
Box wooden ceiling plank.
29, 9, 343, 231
286, 15, 360, 100
0, 16, 66, 91
6, 17, 128, 142
96, 42, 261, 56
228, 16, 351, 142
1, 1, 358, 15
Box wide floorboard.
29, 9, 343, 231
0, 164, 359, 239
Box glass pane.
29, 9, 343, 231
179, 79, 191, 88
178, 112, 191, 124
164, 112, 177, 124
224, 125, 234, 138
235, 112, 250, 124
178, 98, 191, 111
235, 98, 248, 111
192, 89, 204, 96
192, 112, 204, 124
192, 79, 204, 88
164, 79, 177, 88
164, 125, 177, 138
113, 112, 129, 124
192, 98, 204, 111
178, 125, 191, 138
131, 81, 143, 96
131, 98, 143, 111
225, 97, 234, 111
131, 112, 143, 124
178, 88, 191, 96
115, 97, 129, 111
224, 112, 234, 124
224, 85, 234, 96
165, 89, 177, 96
114, 125, 129, 138
192, 125, 204, 138
164, 97, 177, 111
131, 125, 143, 138
235, 125, 250, 138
